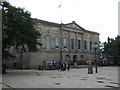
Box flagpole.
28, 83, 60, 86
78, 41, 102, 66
58, 1, 62, 24
58, 0, 63, 62
60, 4, 62, 24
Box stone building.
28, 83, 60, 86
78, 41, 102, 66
29, 19, 100, 68
6, 19, 100, 69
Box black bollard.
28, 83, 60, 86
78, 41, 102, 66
2, 64, 6, 74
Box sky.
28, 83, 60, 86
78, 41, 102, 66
8, 0, 119, 42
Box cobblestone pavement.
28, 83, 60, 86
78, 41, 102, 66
1, 66, 120, 88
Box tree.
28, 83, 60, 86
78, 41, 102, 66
103, 35, 120, 65
2, 2, 41, 72
103, 35, 120, 56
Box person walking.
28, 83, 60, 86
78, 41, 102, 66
63, 63, 66, 71
66, 63, 70, 71
60, 63, 63, 71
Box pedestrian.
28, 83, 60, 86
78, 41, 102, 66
60, 63, 63, 71
63, 63, 66, 71
56, 64, 60, 71
66, 64, 70, 71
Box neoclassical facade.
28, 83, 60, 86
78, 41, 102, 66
28, 19, 100, 68
7, 19, 100, 69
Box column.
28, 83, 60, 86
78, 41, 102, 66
75, 32, 77, 53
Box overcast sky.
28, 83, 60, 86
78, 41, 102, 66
8, 0, 119, 42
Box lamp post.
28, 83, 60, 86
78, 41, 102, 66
60, 23, 63, 62
93, 44, 98, 73
95, 45, 98, 73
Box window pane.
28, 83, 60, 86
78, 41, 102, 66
55, 37, 59, 48
90, 41, 92, 50
71, 39, 74, 49
78, 40, 81, 49
63, 38, 67, 48
84, 41, 87, 50
36, 36, 41, 48
46, 36, 50, 48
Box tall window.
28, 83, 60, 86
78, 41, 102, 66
84, 40, 87, 50
71, 39, 74, 49
78, 40, 81, 49
90, 41, 92, 50
46, 36, 51, 48
55, 37, 59, 48
36, 36, 41, 48
63, 38, 67, 48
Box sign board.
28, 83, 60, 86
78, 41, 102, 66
54, 61, 61, 64
46, 61, 53, 65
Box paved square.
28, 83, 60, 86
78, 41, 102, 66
2, 66, 120, 88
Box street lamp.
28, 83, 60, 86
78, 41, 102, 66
93, 44, 98, 73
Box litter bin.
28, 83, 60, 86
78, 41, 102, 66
88, 67, 93, 74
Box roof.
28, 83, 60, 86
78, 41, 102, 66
32, 18, 99, 35
64, 21, 99, 35
32, 18, 60, 27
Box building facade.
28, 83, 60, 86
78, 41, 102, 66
29, 19, 100, 68
7, 19, 100, 69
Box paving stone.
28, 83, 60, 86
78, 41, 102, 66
2, 83, 15, 89
97, 81, 104, 83
36, 74, 41, 76
72, 76, 76, 77
2, 66, 119, 88
96, 77, 106, 80
81, 78, 87, 80
67, 76, 71, 78
109, 82, 120, 85
52, 77, 57, 78
58, 76, 62, 78
54, 83, 61, 85
106, 79, 113, 81
83, 77, 88, 78
105, 85, 120, 88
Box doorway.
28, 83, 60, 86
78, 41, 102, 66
73, 55, 77, 65
65, 55, 70, 61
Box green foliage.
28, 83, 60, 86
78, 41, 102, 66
2, 49, 13, 60
103, 35, 120, 56
2, 2, 41, 59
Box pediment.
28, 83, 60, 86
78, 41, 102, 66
63, 21, 84, 30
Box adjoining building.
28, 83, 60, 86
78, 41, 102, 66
7, 19, 100, 69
